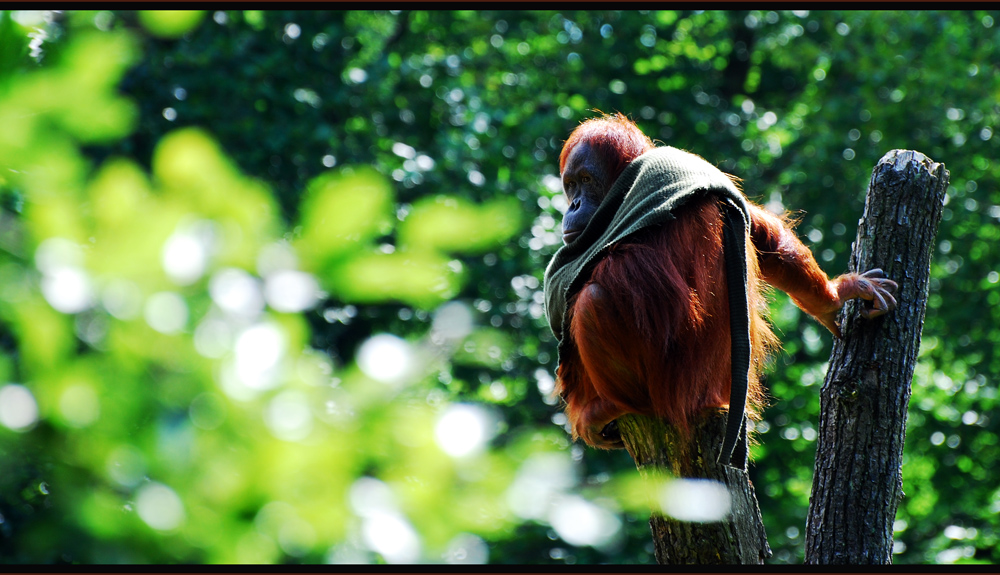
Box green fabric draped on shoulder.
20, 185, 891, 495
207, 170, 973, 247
543, 145, 749, 342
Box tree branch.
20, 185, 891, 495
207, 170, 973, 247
804, 150, 948, 564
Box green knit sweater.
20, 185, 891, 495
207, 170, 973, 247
542, 145, 753, 466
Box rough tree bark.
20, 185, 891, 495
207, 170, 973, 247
618, 411, 771, 564
804, 150, 948, 564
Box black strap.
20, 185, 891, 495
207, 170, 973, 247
718, 204, 752, 469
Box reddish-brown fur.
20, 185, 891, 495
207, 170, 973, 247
559, 112, 655, 184
555, 113, 895, 448
557, 197, 776, 442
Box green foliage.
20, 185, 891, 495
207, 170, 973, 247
137, 11, 206, 39
0, 11, 29, 83
1, 8, 999, 566
295, 168, 395, 268
398, 196, 522, 255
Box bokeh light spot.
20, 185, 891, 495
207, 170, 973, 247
255, 501, 316, 557
357, 334, 414, 386
209, 268, 264, 318
136, 482, 185, 531
263, 390, 313, 442
264, 270, 320, 313
549, 495, 621, 547
361, 512, 421, 564
431, 301, 473, 342
0, 384, 39, 431
535, 368, 556, 402
347, 478, 422, 561
256, 241, 299, 277
659, 478, 732, 522
193, 316, 232, 359
442, 532, 489, 564
434, 403, 495, 457
278, 517, 316, 557
58, 383, 100, 428
349, 477, 398, 518
40, 267, 95, 314
233, 322, 287, 391
144, 291, 189, 334
162, 221, 214, 285
506, 452, 576, 521
102, 279, 143, 320
34, 237, 83, 273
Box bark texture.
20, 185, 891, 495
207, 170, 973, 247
618, 410, 771, 564
804, 150, 948, 564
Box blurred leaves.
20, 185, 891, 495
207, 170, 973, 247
398, 196, 522, 254
326, 248, 462, 309
295, 168, 394, 268
0, 11, 29, 83
137, 11, 206, 39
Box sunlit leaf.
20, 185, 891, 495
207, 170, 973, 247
92, 157, 149, 210
85, 160, 179, 281
1, 296, 74, 373
152, 128, 239, 197
323, 249, 462, 309
78, 489, 130, 538
0, 11, 29, 84
25, 195, 87, 246
243, 10, 266, 31
151, 128, 280, 269
295, 168, 394, 269
50, 31, 138, 142
398, 196, 522, 254
138, 11, 206, 39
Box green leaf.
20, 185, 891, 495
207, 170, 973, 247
0, 10, 30, 85
138, 11, 206, 39
397, 196, 521, 255
294, 168, 394, 270
322, 249, 462, 309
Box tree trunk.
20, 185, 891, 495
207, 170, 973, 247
804, 150, 948, 564
618, 410, 771, 564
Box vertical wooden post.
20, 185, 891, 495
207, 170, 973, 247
804, 150, 948, 564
